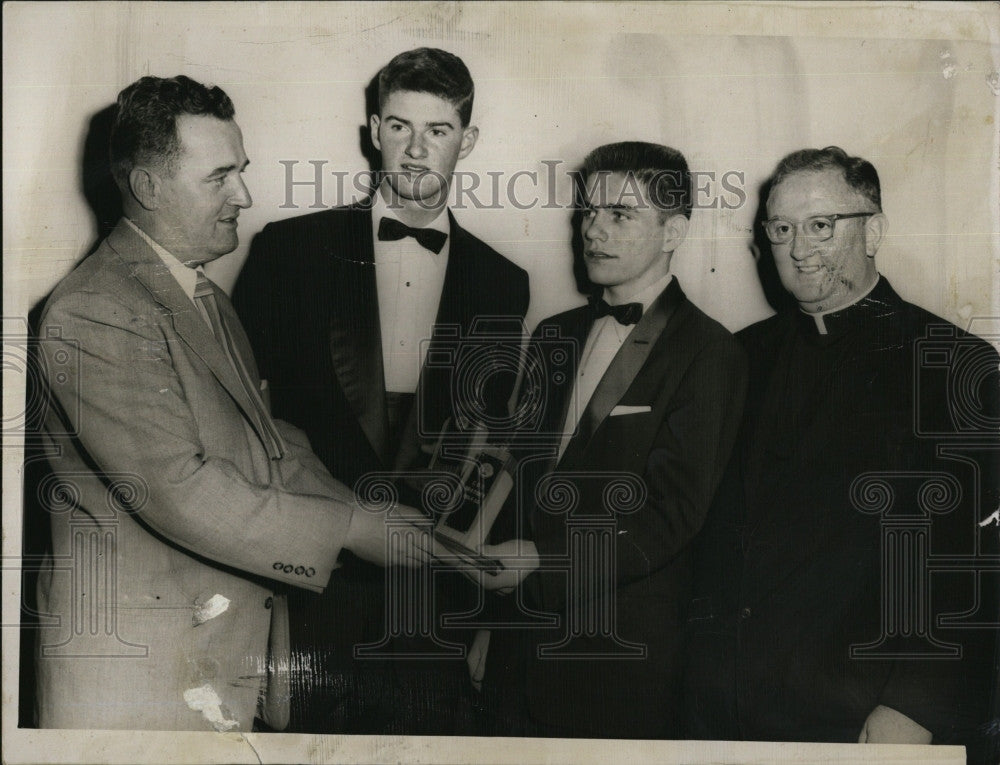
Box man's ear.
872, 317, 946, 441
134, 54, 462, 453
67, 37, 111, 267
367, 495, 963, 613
864, 213, 887, 258
129, 167, 160, 212
661, 213, 690, 254
458, 125, 479, 160
369, 113, 382, 152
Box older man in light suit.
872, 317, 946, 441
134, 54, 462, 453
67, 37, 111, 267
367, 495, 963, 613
33, 75, 430, 731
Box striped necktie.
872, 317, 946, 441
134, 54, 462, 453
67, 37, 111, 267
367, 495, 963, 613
194, 270, 285, 460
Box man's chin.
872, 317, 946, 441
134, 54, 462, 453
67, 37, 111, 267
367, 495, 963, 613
792, 291, 838, 313
385, 187, 446, 208
584, 265, 617, 285
206, 240, 239, 260
783, 280, 831, 308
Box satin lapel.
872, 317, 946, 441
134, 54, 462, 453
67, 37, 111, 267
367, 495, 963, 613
436, 211, 472, 325
325, 205, 390, 464
561, 279, 684, 465
536, 308, 591, 474
106, 223, 261, 424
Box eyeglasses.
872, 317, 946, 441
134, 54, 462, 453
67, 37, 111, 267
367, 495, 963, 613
763, 212, 875, 245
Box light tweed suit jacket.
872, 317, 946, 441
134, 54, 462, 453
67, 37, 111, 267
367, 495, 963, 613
35, 220, 354, 731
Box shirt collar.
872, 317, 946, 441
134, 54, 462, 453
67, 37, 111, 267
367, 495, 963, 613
796, 275, 894, 337
124, 218, 200, 303
604, 272, 674, 312
371, 185, 450, 236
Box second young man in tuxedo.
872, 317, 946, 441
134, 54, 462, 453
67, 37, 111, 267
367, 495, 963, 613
481, 142, 747, 738
233, 48, 529, 734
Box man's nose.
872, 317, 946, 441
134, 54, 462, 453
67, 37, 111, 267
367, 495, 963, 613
583, 212, 607, 242
406, 132, 428, 159
788, 225, 811, 260
231, 176, 252, 209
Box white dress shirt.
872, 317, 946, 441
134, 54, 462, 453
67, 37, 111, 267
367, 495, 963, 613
558, 272, 674, 460
124, 217, 200, 303
370, 191, 451, 394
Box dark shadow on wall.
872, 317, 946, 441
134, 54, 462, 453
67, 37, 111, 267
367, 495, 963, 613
750, 176, 797, 316
19, 101, 119, 728
81, 104, 122, 248
569, 169, 596, 302
360, 74, 379, 178
18, 307, 52, 729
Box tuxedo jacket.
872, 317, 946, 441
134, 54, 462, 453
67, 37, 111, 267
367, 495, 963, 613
34, 220, 355, 731
512, 279, 747, 738
233, 203, 530, 488
232, 203, 528, 733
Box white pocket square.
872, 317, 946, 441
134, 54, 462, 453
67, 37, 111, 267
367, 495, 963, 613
610, 405, 651, 416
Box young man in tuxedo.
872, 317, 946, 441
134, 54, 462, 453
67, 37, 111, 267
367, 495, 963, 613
233, 48, 529, 734
480, 142, 747, 738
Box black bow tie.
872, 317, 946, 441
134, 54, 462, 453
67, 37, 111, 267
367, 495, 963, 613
590, 297, 643, 326
377, 216, 448, 254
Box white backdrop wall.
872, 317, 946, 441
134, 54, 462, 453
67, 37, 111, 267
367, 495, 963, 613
4, 2, 998, 335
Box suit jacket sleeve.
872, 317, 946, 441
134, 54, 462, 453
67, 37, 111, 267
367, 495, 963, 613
40, 289, 352, 593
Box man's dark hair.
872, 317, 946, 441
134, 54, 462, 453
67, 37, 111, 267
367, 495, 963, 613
770, 145, 882, 211
376, 48, 474, 126
110, 75, 235, 190
579, 141, 693, 220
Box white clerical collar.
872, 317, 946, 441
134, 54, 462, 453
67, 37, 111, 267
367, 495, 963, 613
803, 275, 881, 335
604, 272, 674, 313
371, 185, 450, 235
124, 218, 200, 304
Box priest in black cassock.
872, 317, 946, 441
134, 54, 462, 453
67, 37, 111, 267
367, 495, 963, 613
684, 146, 1000, 763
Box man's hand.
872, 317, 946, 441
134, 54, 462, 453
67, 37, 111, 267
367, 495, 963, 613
474, 539, 539, 595
343, 504, 437, 567
858, 705, 932, 744
467, 629, 491, 692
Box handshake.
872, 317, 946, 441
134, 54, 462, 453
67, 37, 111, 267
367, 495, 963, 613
342, 422, 539, 594
343, 499, 538, 594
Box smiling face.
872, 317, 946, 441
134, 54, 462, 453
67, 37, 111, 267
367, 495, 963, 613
580, 172, 687, 302
767, 167, 883, 313
370, 89, 477, 220
146, 114, 252, 265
